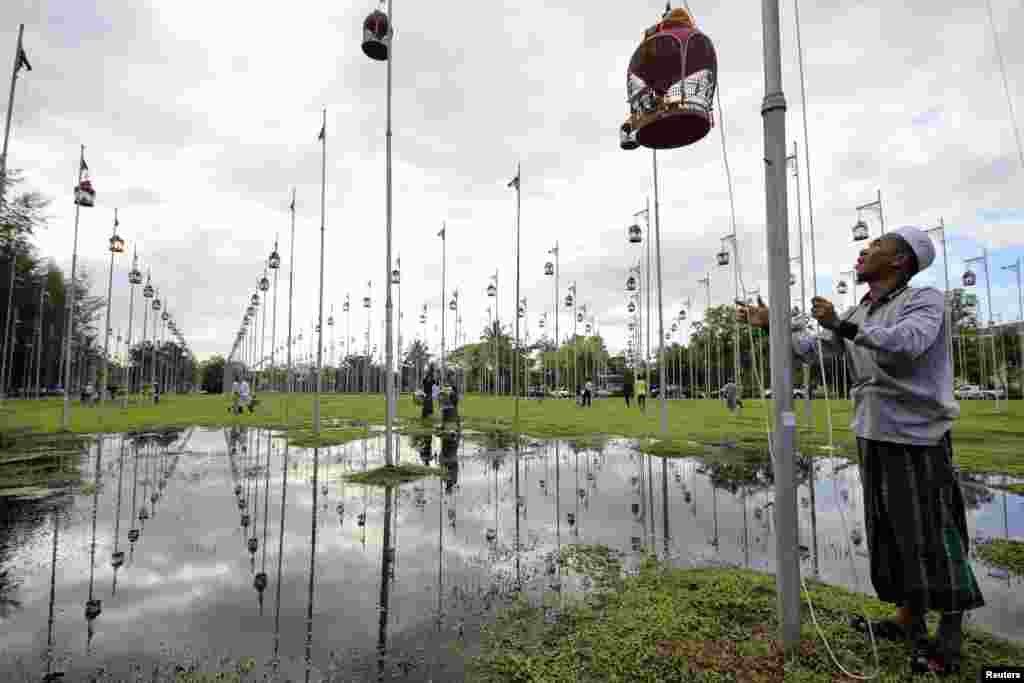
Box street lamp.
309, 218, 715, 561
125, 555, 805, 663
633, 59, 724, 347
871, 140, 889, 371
100, 210, 125, 404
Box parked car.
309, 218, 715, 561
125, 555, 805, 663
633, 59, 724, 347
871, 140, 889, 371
982, 386, 1006, 400
763, 387, 808, 399
954, 385, 984, 400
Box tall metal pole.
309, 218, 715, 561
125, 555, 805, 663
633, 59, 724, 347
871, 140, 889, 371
792, 0, 818, 301
440, 223, 446, 383
0, 24, 26, 204
553, 243, 559, 391
270, 239, 279, 391
396, 255, 401, 396
761, 0, 800, 649
513, 162, 521, 422
287, 190, 296, 394
33, 280, 44, 399
99, 210, 119, 405
315, 109, 327, 437
928, 220, 953, 390
124, 249, 137, 398
652, 152, 667, 434
383, 0, 396, 466
61, 146, 85, 428
644, 197, 651, 398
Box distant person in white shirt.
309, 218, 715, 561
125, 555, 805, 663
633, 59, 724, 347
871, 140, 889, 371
230, 380, 241, 414
239, 379, 252, 413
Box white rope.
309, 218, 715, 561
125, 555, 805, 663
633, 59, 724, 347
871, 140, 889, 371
984, 0, 1024, 171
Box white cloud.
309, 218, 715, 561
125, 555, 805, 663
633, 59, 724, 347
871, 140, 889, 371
2, 0, 1022, 359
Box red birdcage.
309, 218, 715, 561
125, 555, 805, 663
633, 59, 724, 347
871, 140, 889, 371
75, 177, 96, 207
623, 7, 718, 150
362, 6, 392, 61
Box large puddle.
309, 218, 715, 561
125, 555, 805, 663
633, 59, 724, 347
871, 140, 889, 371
1, 427, 1021, 681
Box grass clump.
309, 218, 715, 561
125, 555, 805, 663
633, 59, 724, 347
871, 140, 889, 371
343, 463, 442, 486
473, 555, 1024, 682
975, 538, 1024, 577
286, 427, 367, 448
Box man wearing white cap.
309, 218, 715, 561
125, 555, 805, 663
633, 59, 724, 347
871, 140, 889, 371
739, 226, 982, 676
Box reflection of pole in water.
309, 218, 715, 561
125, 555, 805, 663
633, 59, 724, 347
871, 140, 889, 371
45, 507, 61, 680
742, 487, 749, 569
711, 482, 719, 550
514, 434, 521, 590
436, 449, 444, 631
661, 456, 670, 559
554, 442, 562, 593
304, 447, 320, 683
646, 454, 656, 550
377, 485, 396, 683
272, 440, 290, 673
807, 454, 819, 579
111, 437, 126, 595
85, 437, 104, 655
128, 439, 140, 562
256, 430, 272, 614
248, 429, 261, 574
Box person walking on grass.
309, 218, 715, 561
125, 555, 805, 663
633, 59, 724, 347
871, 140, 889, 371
635, 374, 647, 412
738, 226, 982, 676
623, 371, 634, 408
583, 380, 593, 407
421, 368, 435, 419
238, 378, 252, 414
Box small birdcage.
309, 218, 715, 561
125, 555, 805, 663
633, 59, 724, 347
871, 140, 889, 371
129, 265, 142, 285
539, 316, 545, 328
836, 280, 848, 295
628, 223, 642, 243
487, 282, 497, 297
716, 249, 730, 266
246, 305, 254, 317
328, 315, 334, 327
586, 323, 592, 333
128, 528, 139, 543
449, 298, 457, 311
153, 297, 162, 312
671, 322, 678, 332
576, 311, 584, 323
247, 537, 258, 554
419, 313, 426, 323
111, 550, 125, 568
109, 231, 125, 254
361, 6, 392, 61
363, 296, 371, 308
259, 275, 270, 292
85, 599, 102, 621
852, 219, 870, 242
268, 248, 281, 270
254, 572, 268, 592
789, 272, 796, 286
518, 305, 525, 318
628, 301, 637, 313
626, 275, 637, 291
678, 308, 687, 320
251, 293, 260, 306
962, 270, 977, 287
620, 121, 640, 150
391, 268, 400, 285
75, 178, 96, 207
544, 261, 554, 276
565, 294, 574, 308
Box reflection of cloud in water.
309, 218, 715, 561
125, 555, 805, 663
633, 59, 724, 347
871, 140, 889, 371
0, 427, 1022, 680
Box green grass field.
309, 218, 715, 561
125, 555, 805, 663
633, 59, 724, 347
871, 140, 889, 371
473, 553, 1024, 682
2, 392, 1023, 477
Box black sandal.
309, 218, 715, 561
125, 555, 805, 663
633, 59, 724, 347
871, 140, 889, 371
849, 615, 924, 642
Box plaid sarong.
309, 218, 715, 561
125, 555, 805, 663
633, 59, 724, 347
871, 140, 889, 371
856, 433, 984, 614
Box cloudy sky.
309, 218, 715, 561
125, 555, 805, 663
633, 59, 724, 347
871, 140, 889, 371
3, 0, 1023, 362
